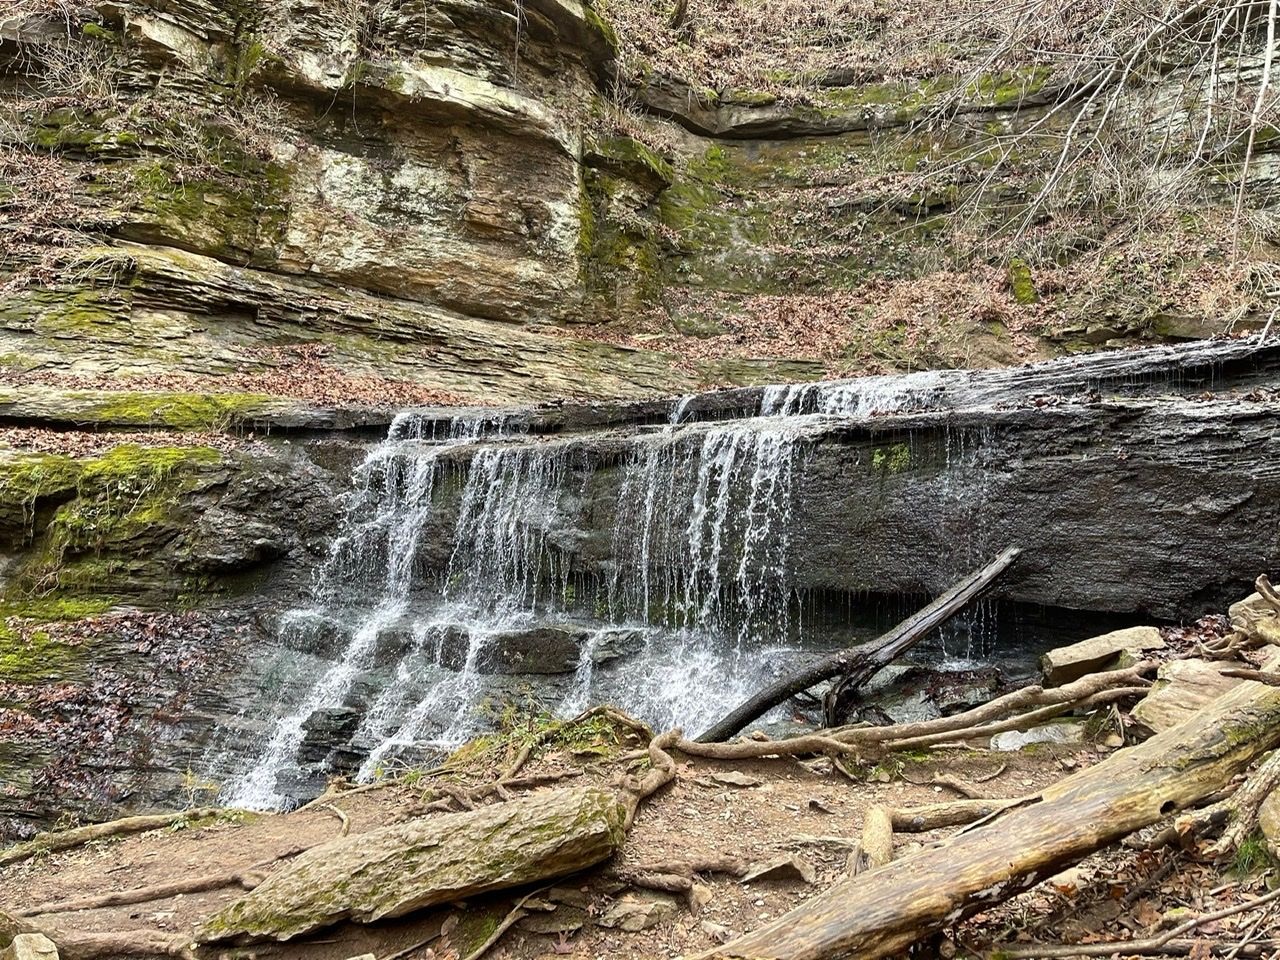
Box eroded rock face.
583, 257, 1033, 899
0, 0, 719, 402
0, 438, 351, 840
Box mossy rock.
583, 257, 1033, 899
1, 445, 224, 599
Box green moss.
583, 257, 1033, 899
28, 108, 140, 158
722, 89, 778, 107
968, 66, 1053, 107
1232, 831, 1278, 875
5, 445, 222, 598
583, 4, 620, 56
129, 152, 292, 263
871, 442, 911, 473
588, 136, 675, 189
81, 22, 118, 42
0, 595, 115, 620
1009, 257, 1038, 304
0, 454, 81, 510
33, 289, 123, 336
0, 624, 78, 683
87, 391, 276, 430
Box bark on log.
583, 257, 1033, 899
859, 808, 894, 869
697, 546, 1021, 742
198, 786, 627, 943
694, 659, 1280, 960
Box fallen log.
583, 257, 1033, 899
694, 656, 1280, 960
198, 786, 628, 943
697, 546, 1021, 741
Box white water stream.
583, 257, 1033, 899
226, 376, 961, 809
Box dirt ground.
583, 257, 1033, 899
3, 715, 1275, 960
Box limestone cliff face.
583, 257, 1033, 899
3, 1, 1272, 399
0, 0, 705, 402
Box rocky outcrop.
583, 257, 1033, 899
0, 0, 727, 402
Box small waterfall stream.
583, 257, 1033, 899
226, 375, 982, 809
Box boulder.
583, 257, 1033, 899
199, 786, 628, 942
0, 913, 37, 949
1039, 627, 1165, 686
1131, 659, 1246, 734
0, 935, 58, 960
741, 854, 817, 885
439, 623, 592, 675
1229, 592, 1280, 646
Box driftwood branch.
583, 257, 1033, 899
17, 846, 310, 917
676, 664, 1149, 762
697, 546, 1021, 742
693, 656, 1280, 960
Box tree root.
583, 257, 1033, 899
860, 807, 895, 869
1222, 667, 1280, 687
617, 854, 750, 911
849, 797, 1027, 873
17, 846, 311, 917
1207, 750, 1280, 858
38, 928, 198, 960
673, 666, 1151, 763
318, 802, 351, 836
925, 766, 1007, 798
998, 886, 1280, 958
458, 887, 553, 960
619, 728, 679, 830
0, 808, 224, 868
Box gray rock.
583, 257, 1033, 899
598, 892, 679, 931
1131, 659, 1245, 734
1, 935, 59, 960
741, 854, 817, 885
990, 722, 1086, 752
1040, 627, 1166, 686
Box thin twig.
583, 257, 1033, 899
999, 886, 1280, 958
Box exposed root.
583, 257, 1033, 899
1151, 751, 1280, 858
458, 888, 553, 960
40, 928, 198, 960
927, 767, 1006, 798
1208, 750, 1280, 858
17, 846, 311, 917
1222, 667, 1280, 687
860, 806, 895, 869
888, 797, 1026, 832
619, 729, 679, 830
673, 667, 1151, 763
318, 802, 351, 837
0, 808, 224, 868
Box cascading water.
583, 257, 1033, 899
225, 371, 983, 809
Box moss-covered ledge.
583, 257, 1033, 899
0, 444, 227, 602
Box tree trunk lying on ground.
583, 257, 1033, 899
198, 786, 628, 943
698, 546, 1022, 742
693, 657, 1280, 960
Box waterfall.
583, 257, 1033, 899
224, 370, 973, 809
